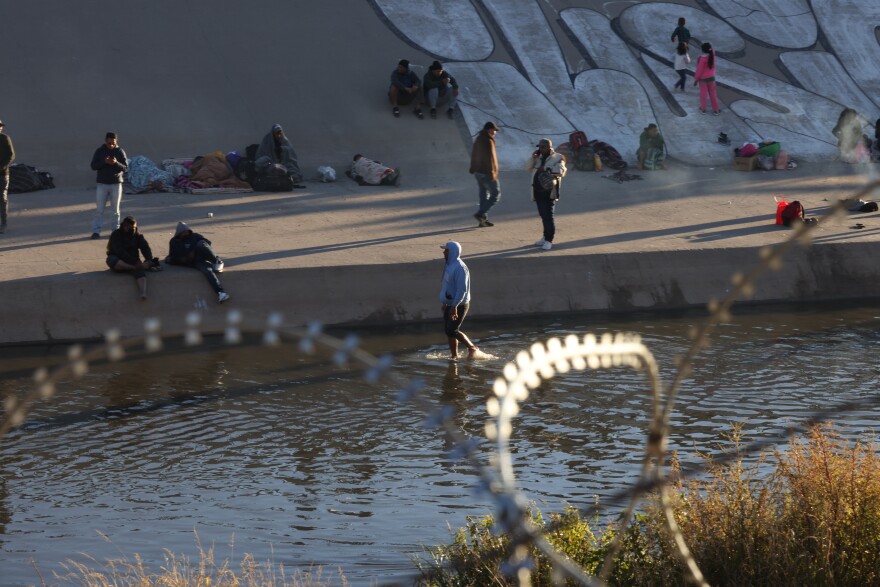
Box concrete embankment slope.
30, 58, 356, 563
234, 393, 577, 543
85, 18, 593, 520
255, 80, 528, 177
0, 1, 879, 344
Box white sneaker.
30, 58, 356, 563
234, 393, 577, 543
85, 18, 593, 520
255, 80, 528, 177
542, 241, 553, 251
534, 238, 546, 246
213, 258, 224, 273
218, 291, 230, 303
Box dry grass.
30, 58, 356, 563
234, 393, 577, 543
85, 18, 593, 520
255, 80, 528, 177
420, 424, 880, 586
52, 535, 347, 587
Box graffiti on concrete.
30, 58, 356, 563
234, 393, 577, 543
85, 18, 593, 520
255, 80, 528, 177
371, 0, 880, 167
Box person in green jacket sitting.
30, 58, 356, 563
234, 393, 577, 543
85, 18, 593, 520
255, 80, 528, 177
637, 123, 667, 170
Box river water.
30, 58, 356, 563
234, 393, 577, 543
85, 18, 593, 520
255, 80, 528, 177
0, 303, 878, 585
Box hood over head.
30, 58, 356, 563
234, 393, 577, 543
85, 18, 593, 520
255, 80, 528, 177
441, 241, 462, 262
175, 221, 191, 237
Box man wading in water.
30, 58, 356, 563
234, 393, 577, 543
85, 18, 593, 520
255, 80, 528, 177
439, 241, 479, 359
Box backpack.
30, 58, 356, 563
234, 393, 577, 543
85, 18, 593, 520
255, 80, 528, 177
573, 146, 595, 171
569, 131, 588, 150
234, 158, 257, 185
781, 200, 805, 227
9, 163, 55, 193
252, 173, 293, 192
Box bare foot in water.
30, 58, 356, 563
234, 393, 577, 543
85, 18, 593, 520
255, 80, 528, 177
467, 346, 479, 359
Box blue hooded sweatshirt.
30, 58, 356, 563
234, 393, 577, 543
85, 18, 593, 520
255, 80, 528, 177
439, 241, 471, 306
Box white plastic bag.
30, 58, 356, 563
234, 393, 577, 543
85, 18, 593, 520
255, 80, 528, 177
317, 166, 336, 182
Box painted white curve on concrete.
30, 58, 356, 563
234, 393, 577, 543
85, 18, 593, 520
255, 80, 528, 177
618, 2, 746, 58
704, 0, 817, 49
564, 8, 753, 166
812, 0, 880, 110
780, 51, 880, 122
453, 62, 574, 169
479, 0, 572, 95
373, 0, 493, 61
719, 58, 842, 159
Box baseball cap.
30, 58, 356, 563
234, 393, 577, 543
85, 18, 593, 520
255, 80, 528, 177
483, 121, 499, 131
536, 138, 553, 148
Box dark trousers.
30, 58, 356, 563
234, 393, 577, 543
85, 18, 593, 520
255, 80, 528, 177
194, 241, 223, 293
535, 198, 556, 242
443, 302, 470, 338
674, 69, 687, 89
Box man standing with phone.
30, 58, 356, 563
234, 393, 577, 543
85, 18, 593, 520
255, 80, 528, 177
90, 132, 128, 239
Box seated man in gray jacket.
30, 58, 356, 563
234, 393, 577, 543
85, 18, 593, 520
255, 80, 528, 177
255, 124, 304, 186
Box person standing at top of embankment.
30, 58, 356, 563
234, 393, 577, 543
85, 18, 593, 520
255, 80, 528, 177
694, 42, 720, 115
0, 120, 15, 234
439, 241, 479, 360
469, 121, 501, 228
90, 132, 128, 240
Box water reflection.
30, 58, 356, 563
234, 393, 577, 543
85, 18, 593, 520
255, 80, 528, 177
0, 304, 878, 585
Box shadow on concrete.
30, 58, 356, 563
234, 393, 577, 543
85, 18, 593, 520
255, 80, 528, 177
231, 226, 477, 266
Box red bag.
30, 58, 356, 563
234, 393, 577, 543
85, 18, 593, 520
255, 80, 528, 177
775, 195, 787, 225
569, 131, 588, 150
781, 201, 804, 226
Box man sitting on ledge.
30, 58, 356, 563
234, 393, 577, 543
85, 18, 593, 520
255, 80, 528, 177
106, 215, 160, 300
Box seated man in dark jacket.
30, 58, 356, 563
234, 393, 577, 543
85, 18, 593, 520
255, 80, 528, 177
106, 215, 159, 300
165, 221, 230, 303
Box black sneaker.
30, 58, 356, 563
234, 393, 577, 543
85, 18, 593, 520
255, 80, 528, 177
90, 232, 100, 240
447, 108, 454, 120
414, 108, 424, 120
481, 219, 494, 227
473, 212, 485, 226
392, 106, 400, 118
430, 108, 437, 119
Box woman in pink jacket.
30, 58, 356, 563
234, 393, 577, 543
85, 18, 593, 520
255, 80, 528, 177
693, 42, 720, 115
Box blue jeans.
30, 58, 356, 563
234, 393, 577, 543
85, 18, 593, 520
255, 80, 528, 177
0, 173, 8, 226
474, 173, 500, 218
535, 198, 556, 242
426, 87, 458, 110
193, 241, 223, 294
674, 69, 687, 89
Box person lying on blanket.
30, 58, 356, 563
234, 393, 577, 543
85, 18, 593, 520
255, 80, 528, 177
349, 154, 400, 186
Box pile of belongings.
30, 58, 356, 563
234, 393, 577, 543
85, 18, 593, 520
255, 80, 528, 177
9, 163, 55, 193
126, 156, 174, 193
734, 139, 794, 170
557, 139, 627, 170
165, 151, 253, 193
127, 152, 253, 194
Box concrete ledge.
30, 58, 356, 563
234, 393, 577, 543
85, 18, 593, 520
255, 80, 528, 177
4, 242, 875, 345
